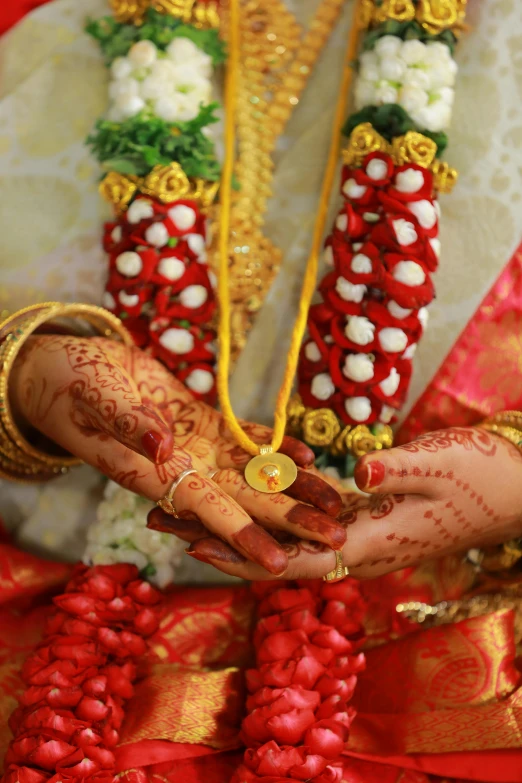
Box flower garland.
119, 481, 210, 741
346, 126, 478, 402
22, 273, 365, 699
289, 0, 465, 475
1, 564, 162, 783
232, 579, 366, 783
86, 4, 224, 403
83, 481, 185, 588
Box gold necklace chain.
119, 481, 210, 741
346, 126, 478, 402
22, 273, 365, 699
211, 0, 348, 360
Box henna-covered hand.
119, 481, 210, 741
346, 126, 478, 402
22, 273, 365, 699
180, 426, 522, 581
10, 336, 344, 576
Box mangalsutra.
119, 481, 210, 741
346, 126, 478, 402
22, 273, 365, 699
217, 0, 364, 492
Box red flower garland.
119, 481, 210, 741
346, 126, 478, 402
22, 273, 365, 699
102, 196, 217, 405
1, 564, 162, 783
232, 579, 366, 783
298, 151, 439, 428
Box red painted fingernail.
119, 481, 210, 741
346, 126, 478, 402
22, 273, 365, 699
141, 430, 167, 463
354, 459, 385, 490
187, 539, 247, 565
233, 524, 287, 575
186, 550, 212, 565
286, 471, 342, 516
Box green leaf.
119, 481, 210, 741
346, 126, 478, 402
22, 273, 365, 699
100, 158, 139, 175
167, 237, 179, 247
86, 108, 221, 180
86, 9, 226, 65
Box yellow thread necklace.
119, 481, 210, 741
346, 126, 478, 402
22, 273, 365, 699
217, 0, 363, 493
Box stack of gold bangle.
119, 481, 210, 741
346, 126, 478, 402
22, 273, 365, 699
479, 411, 522, 453
0, 303, 133, 483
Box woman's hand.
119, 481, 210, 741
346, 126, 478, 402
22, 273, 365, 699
10, 335, 344, 575
181, 426, 522, 580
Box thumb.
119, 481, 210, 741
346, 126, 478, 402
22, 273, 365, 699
353, 443, 439, 497
70, 367, 173, 464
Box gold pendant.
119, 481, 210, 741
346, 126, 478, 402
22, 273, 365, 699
245, 447, 298, 494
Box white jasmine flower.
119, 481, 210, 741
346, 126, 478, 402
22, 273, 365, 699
387, 300, 412, 319
119, 292, 140, 307
311, 373, 335, 401
345, 396, 372, 422
408, 199, 437, 229
145, 222, 169, 247
116, 251, 142, 277
380, 56, 406, 82
159, 328, 194, 354
186, 368, 214, 394
84, 483, 184, 588
392, 219, 418, 246
379, 367, 401, 396
379, 327, 408, 353
128, 40, 157, 69
345, 315, 375, 346
375, 82, 398, 104
399, 85, 428, 114
109, 78, 139, 101
366, 158, 388, 180
351, 253, 372, 274
336, 277, 367, 303
400, 39, 427, 65
180, 284, 208, 309
114, 94, 145, 119
343, 353, 375, 382
403, 67, 431, 90
186, 233, 206, 259
158, 257, 186, 281
111, 57, 133, 80
412, 101, 451, 132
342, 178, 367, 199
168, 204, 197, 231
380, 404, 395, 423
127, 199, 154, 224
374, 35, 402, 58
395, 168, 424, 194
305, 342, 322, 362
393, 260, 426, 286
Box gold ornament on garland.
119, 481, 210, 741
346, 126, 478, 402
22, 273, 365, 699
343, 123, 458, 193
99, 163, 220, 213
110, 0, 220, 27
287, 395, 394, 457
357, 0, 467, 36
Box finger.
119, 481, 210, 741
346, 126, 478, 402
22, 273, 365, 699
187, 536, 336, 581
285, 469, 342, 516
72, 395, 173, 464
216, 431, 316, 471
16, 334, 173, 464
353, 445, 444, 498
146, 508, 208, 543
174, 473, 288, 575
45, 415, 288, 576
211, 469, 346, 550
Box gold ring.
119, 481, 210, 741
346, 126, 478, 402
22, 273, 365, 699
323, 550, 349, 582
157, 468, 198, 516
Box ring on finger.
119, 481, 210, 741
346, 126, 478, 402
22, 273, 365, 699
207, 468, 219, 481
157, 468, 198, 516
323, 550, 349, 582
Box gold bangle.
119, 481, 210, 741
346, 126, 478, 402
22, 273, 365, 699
479, 411, 522, 453
0, 303, 133, 481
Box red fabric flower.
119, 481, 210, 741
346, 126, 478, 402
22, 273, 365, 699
233, 580, 366, 783
2, 565, 162, 783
